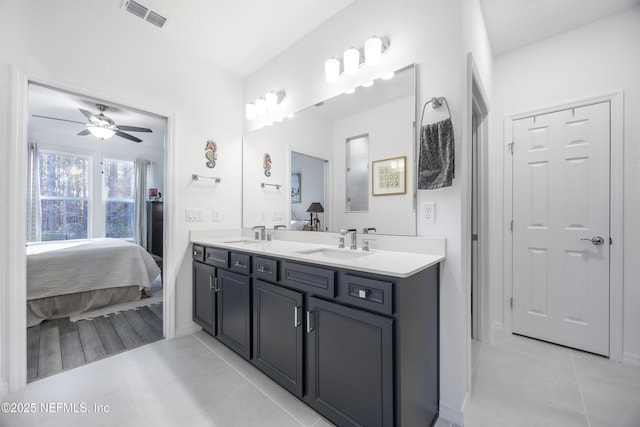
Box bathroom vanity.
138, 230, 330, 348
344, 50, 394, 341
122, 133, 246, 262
191, 231, 443, 427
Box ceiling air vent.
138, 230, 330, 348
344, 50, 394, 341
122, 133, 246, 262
121, 0, 168, 29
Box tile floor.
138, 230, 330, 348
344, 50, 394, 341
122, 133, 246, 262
461, 334, 640, 427
2, 330, 639, 427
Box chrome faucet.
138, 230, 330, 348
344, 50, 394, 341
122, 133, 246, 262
274, 225, 287, 230
362, 227, 377, 234
340, 229, 357, 250
252, 225, 266, 240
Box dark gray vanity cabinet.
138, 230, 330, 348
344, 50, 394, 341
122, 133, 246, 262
192, 261, 217, 335
253, 279, 304, 397
193, 244, 440, 427
306, 296, 393, 427
216, 269, 251, 360
193, 246, 252, 360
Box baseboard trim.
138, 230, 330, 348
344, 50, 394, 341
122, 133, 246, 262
622, 352, 640, 367
174, 323, 202, 338
439, 399, 465, 426
490, 321, 504, 344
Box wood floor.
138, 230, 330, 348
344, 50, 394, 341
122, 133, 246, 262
27, 302, 163, 382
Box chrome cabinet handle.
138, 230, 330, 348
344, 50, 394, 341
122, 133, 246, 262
306, 311, 313, 333
294, 306, 301, 328
234, 260, 245, 268
209, 275, 214, 290
581, 236, 605, 246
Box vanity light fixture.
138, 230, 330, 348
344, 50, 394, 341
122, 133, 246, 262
361, 80, 374, 88
343, 47, 360, 75
246, 90, 286, 120
255, 98, 267, 116
344, 88, 356, 95
324, 36, 390, 83
381, 71, 395, 80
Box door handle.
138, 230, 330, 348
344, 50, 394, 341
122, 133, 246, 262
581, 236, 605, 245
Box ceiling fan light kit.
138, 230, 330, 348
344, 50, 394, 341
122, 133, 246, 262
33, 103, 153, 143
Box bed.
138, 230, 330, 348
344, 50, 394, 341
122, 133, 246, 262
26, 238, 161, 327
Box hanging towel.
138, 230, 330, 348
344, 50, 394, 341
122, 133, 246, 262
418, 117, 454, 189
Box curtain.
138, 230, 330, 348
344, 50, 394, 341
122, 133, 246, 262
26, 142, 40, 242
134, 158, 152, 249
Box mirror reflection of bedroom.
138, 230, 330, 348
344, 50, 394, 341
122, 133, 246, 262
25, 83, 167, 382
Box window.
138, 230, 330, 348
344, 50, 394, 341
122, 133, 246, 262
38, 151, 90, 241
103, 159, 136, 239
345, 134, 369, 212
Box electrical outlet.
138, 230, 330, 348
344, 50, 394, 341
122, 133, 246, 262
422, 202, 435, 224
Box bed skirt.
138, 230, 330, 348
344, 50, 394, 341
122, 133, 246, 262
27, 286, 141, 327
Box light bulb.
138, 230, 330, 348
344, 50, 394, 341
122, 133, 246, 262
343, 47, 360, 75
381, 72, 395, 80
255, 98, 266, 116
361, 80, 374, 88
364, 36, 382, 66
325, 57, 340, 83
265, 92, 278, 111
245, 103, 257, 120
344, 88, 356, 95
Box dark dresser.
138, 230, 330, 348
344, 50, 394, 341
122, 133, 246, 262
147, 201, 163, 257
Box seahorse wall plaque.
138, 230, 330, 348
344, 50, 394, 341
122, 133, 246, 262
263, 153, 272, 177
205, 140, 217, 168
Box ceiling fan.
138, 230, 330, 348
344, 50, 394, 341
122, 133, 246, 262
32, 103, 153, 143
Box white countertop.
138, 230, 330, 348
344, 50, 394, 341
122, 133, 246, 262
191, 231, 445, 278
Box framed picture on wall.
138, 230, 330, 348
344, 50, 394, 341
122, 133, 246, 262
372, 156, 406, 196
291, 172, 301, 203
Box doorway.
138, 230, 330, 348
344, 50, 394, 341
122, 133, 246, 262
511, 102, 610, 356
290, 151, 328, 231
25, 82, 167, 381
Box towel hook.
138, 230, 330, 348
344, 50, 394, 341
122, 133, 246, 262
420, 96, 452, 129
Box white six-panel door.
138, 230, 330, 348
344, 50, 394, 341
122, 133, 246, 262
512, 102, 610, 356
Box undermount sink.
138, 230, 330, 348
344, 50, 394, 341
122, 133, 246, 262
295, 248, 373, 260
223, 239, 263, 245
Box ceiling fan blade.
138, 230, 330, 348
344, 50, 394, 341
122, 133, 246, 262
116, 125, 153, 133
115, 130, 142, 143
79, 108, 98, 122
32, 114, 85, 125
77, 129, 91, 136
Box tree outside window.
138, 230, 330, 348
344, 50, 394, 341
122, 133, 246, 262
104, 159, 135, 239
39, 151, 90, 241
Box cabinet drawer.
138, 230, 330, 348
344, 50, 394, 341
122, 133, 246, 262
230, 252, 251, 275
339, 274, 393, 315
192, 244, 205, 262
254, 256, 279, 281
204, 247, 229, 268
280, 261, 335, 298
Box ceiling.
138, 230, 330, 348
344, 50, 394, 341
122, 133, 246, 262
28, 0, 640, 147
480, 0, 640, 56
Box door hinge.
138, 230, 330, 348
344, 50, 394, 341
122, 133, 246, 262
610, 237, 613, 245
508, 142, 514, 154
510, 297, 513, 309
510, 220, 513, 232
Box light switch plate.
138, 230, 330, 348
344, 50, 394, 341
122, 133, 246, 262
185, 208, 203, 222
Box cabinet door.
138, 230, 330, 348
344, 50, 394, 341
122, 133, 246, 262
217, 269, 251, 360
193, 261, 216, 335
253, 280, 303, 397
307, 296, 393, 427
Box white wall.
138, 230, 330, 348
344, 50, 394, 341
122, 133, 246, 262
333, 96, 415, 235
489, 7, 640, 362
0, 63, 11, 398
243, 0, 471, 422
0, 0, 243, 355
